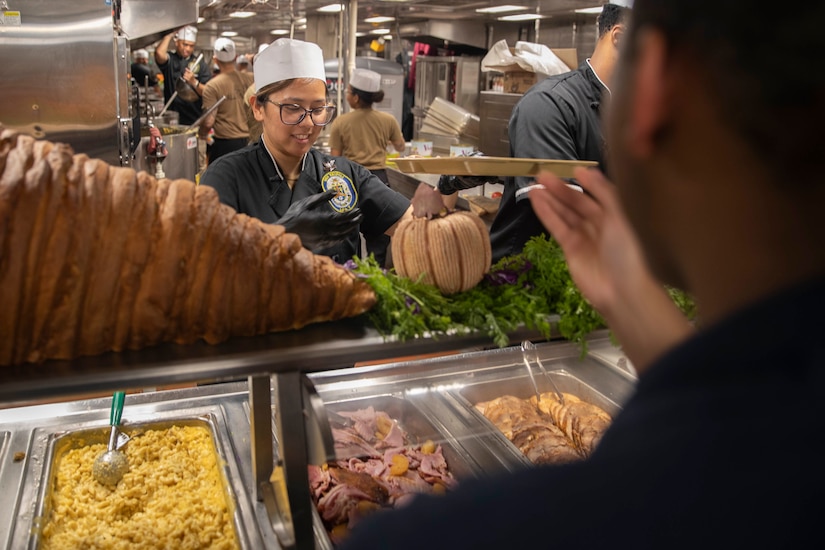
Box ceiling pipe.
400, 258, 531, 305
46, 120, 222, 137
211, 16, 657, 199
347, 0, 358, 94
337, 2, 345, 115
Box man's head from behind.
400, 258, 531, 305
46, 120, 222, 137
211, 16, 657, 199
591, 3, 632, 78
607, 0, 825, 288
599, 3, 632, 37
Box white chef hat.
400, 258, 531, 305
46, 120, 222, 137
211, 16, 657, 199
133, 49, 149, 60
175, 25, 198, 43
213, 37, 236, 62
350, 68, 381, 93
254, 38, 326, 93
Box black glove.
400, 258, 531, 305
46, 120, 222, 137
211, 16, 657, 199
437, 174, 502, 195
277, 189, 363, 252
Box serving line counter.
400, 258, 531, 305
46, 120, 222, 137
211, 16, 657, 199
0, 325, 635, 549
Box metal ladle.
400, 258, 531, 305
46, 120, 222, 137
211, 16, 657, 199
93, 391, 129, 486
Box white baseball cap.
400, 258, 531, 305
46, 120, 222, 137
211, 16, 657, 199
237, 54, 250, 65
350, 68, 381, 93
175, 25, 198, 43
213, 37, 236, 62
253, 38, 326, 93
133, 49, 149, 60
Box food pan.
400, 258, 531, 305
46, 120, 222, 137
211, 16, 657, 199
29, 414, 247, 550
311, 394, 483, 548
448, 363, 624, 467
324, 395, 476, 475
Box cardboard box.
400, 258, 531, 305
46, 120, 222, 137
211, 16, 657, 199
503, 71, 538, 94
496, 47, 579, 94
553, 48, 579, 71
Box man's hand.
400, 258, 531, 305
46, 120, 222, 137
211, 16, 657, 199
528, 168, 694, 373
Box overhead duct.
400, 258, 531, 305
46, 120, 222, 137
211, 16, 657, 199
121, 0, 200, 49
397, 20, 487, 55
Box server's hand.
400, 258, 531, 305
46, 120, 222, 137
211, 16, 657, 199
437, 174, 500, 195
277, 189, 363, 252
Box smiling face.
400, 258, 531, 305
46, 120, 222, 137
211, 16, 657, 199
254, 78, 329, 165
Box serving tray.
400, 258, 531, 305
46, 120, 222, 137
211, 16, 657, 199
392, 156, 597, 178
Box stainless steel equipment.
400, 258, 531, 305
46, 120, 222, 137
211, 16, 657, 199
0, 0, 198, 167
0, 332, 635, 549
413, 56, 482, 140
132, 125, 199, 181
478, 90, 522, 157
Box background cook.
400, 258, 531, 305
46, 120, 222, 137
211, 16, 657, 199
200, 38, 412, 264
154, 25, 212, 127
329, 68, 406, 267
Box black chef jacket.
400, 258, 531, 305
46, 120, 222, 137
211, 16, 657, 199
339, 275, 825, 549
156, 51, 212, 126
489, 61, 607, 262
200, 140, 410, 264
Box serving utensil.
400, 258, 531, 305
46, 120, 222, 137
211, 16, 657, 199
92, 391, 129, 486
182, 95, 226, 134
157, 90, 178, 119
521, 340, 565, 406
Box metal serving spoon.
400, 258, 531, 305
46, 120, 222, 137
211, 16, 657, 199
92, 391, 129, 486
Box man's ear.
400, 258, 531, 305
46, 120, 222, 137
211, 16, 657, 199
611, 24, 625, 50
627, 29, 669, 158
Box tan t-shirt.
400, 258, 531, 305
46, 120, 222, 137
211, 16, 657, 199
201, 70, 255, 140
328, 108, 404, 170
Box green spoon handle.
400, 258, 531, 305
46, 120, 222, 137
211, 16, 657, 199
110, 391, 125, 426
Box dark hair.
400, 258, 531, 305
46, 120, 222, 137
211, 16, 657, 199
627, 0, 825, 181
255, 78, 330, 105
598, 4, 631, 37
350, 87, 385, 107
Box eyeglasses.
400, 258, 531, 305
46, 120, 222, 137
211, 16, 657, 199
264, 100, 336, 126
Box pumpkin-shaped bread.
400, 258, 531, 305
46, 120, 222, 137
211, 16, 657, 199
391, 183, 492, 294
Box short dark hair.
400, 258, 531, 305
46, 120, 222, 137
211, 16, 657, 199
598, 4, 631, 37
627, 0, 825, 182
350, 87, 385, 107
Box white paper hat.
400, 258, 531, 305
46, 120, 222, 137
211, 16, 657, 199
237, 54, 250, 65
254, 38, 326, 93
213, 37, 236, 62
133, 49, 149, 60
175, 25, 198, 43
350, 68, 381, 93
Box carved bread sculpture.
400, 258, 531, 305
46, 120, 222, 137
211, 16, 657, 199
0, 126, 376, 366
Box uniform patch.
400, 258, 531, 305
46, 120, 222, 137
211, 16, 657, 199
321, 171, 358, 213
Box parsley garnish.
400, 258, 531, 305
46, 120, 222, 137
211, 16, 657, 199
350, 235, 695, 353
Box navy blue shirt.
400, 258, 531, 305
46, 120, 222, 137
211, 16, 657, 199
489, 62, 607, 262
200, 141, 410, 264
339, 276, 825, 549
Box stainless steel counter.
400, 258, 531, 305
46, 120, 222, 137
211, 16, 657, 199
0, 333, 636, 549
